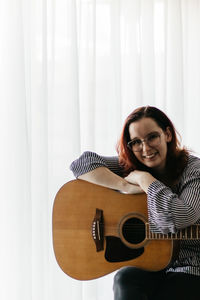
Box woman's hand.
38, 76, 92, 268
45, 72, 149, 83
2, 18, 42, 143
122, 183, 144, 194
124, 170, 144, 185
124, 170, 156, 193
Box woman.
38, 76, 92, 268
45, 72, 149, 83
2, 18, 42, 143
70, 106, 200, 300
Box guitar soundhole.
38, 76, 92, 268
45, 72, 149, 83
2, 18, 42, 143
122, 217, 145, 244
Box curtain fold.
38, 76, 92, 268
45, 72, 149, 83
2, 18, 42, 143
1, 1, 200, 300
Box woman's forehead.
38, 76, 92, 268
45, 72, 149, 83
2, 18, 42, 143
129, 118, 161, 138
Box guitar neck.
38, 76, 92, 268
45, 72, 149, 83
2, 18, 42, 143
146, 223, 200, 240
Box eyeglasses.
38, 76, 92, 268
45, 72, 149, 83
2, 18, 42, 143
127, 132, 162, 152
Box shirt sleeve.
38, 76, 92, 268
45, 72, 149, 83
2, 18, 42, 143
69, 151, 124, 178
147, 168, 200, 234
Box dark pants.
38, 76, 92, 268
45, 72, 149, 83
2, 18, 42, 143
113, 267, 200, 300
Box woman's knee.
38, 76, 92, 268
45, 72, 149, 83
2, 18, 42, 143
113, 268, 129, 288
113, 266, 139, 288
113, 267, 164, 298
113, 267, 149, 300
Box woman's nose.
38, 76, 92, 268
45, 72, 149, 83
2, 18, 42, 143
141, 141, 151, 152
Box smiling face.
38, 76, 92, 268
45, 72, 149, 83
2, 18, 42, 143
128, 117, 172, 173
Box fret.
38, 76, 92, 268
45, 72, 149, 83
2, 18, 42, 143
176, 230, 180, 239
188, 227, 191, 238
182, 228, 186, 239
171, 233, 176, 239
149, 225, 152, 239
148, 230, 151, 239
145, 222, 149, 239
190, 226, 193, 239
190, 226, 196, 239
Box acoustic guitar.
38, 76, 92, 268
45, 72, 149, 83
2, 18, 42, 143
52, 179, 200, 280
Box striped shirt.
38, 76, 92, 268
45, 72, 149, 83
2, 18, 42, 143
70, 151, 200, 276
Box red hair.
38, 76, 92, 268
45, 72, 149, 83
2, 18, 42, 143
116, 106, 188, 184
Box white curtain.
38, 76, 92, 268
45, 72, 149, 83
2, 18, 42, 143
1, 0, 200, 300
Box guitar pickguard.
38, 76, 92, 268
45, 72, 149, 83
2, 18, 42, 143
105, 236, 144, 263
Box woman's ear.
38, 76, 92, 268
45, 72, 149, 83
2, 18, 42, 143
165, 126, 172, 142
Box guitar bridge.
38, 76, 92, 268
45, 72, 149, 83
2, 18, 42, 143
92, 208, 104, 252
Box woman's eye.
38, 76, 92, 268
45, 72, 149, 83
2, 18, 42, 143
132, 139, 141, 145
148, 133, 159, 141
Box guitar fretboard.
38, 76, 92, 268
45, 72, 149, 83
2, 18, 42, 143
146, 223, 200, 240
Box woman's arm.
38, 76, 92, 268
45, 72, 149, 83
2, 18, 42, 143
147, 157, 200, 233
124, 170, 156, 193
70, 151, 124, 177
70, 151, 144, 194
78, 167, 143, 194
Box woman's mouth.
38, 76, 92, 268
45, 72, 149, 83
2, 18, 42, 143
142, 152, 158, 159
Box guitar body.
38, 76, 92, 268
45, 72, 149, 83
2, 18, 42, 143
52, 180, 175, 280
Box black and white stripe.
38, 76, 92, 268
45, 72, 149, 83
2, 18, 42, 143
70, 152, 200, 276
70, 151, 124, 178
